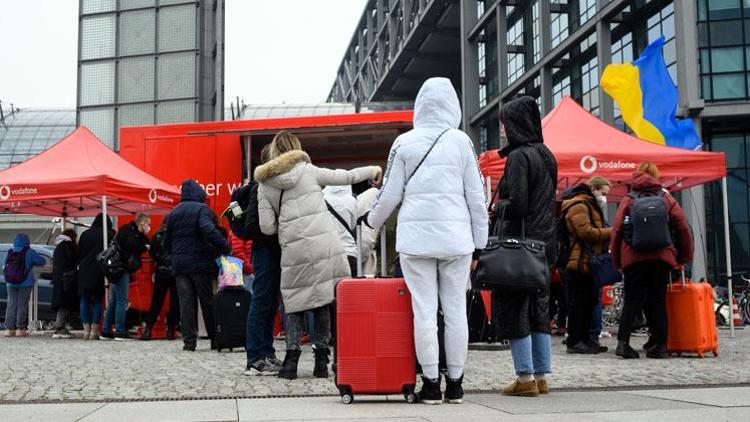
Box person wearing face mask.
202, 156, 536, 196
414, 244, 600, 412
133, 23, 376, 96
588, 177, 612, 349
100, 212, 151, 341
560, 177, 612, 354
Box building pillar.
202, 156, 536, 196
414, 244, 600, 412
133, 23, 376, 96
460, 0, 480, 144
540, 0, 554, 114
596, 0, 614, 124
497, 4, 509, 93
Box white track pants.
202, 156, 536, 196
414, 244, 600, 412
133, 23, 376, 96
399, 253, 472, 380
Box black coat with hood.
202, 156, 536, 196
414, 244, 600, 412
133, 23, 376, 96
51, 235, 78, 311
115, 221, 149, 273
494, 96, 558, 340
78, 213, 116, 297
164, 179, 231, 276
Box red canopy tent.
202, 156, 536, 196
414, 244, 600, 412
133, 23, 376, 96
478, 96, 737, 334
0, 126, 181, 331
478, 96, 726, 198
0, 126, 180, 217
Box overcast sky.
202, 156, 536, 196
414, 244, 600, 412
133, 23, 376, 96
0, 0, 367, 109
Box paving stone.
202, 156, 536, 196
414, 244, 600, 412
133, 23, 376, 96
1, 331, 749, 403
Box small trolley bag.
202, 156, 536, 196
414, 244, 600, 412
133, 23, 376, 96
213, 286, 251, 352
335, 225, 416, 405
666, 271, 719, 358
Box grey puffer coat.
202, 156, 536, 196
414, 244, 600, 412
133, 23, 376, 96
255, 150, 379, 314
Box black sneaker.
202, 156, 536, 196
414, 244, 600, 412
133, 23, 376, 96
99, 332, 115, 341
183, 344, 196, 352
114, 332, 134, 341
643, 338, 658, 353
646, 345, 669, 359
616, 342, 640, 359
244, 358, 281, 376
587, 341, 609, 354
52, 328, 73, 339
566, 342, 596, 354
417, 376, 442, 405
445, 376, 464, 404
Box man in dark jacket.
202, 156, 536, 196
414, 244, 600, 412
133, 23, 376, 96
78, 213, 115, 340
141, 217, 180, 341
165, 179, 231, 351
100, 212, 151, 341
494, 96, 557, 397
244, 144, 284, 375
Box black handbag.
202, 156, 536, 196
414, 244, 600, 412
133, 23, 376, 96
473, 209, 550, 293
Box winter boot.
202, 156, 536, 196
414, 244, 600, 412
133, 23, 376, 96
166, 326, 176, 341
313, 346, 330, 378
445, 376, 464, 404
616, 341, 640, 359
277, 349, 302, 380
82, 324, 91, 341
417, 376, 443, 405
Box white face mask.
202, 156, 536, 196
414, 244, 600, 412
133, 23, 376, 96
597, 195, 607, 209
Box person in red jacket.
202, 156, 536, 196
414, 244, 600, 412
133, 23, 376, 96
610, 162, 694, 359
229, 231, 254, 290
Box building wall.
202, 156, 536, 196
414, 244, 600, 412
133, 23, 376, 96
76, 0, 224, 149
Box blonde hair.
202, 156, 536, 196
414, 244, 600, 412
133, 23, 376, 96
638, 161, 660, 179
587, 176, 611, 191
270, 131, 302, 158
135, 212, 150, 224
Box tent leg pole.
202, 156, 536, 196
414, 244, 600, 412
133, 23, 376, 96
722, 177, 735, 338
102, 195, 110, 312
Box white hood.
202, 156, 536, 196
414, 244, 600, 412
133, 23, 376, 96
413, 77, 462, 130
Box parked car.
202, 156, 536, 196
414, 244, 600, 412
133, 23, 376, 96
0, 244, 56, 327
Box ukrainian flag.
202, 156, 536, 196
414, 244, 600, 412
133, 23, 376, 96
601, 36, 701, 150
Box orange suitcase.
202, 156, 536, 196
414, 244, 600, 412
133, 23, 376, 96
666, 276, 719, 358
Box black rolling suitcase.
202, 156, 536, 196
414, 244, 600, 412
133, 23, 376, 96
213, 286, 251, 352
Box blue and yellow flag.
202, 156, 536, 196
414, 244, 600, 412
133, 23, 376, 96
601, 36, 701, 150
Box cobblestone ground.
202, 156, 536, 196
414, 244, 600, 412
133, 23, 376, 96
1, 330, 748, 403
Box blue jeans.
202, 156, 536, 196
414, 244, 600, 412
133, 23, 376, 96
102, 273, 130, 335
590, 287, 603, 342
509, 332, 552, 375
80, 294, 103, 325
246, 245, 281, 364
4, 286, 32, 330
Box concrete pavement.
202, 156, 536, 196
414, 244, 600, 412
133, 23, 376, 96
2, 386, 749, 421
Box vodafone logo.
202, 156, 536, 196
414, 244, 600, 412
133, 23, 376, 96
0, 186, 10, 201
149, 189, 158, 203
579, 156, 637, 174
580, 156, 597, 174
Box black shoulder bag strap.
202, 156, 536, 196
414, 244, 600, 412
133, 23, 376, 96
325, 200, 356, 240
404, 128, 451, 188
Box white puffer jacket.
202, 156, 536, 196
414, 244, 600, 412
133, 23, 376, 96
367, 77, 489, 258
323, 185, 357, 258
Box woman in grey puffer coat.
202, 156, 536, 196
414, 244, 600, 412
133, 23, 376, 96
255, 131, 382, 380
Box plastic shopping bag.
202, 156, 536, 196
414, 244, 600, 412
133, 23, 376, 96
216, 255, 244, 290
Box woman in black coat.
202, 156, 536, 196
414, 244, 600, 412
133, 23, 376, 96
141, 218, 180, 341
493, 96, 558, 397
51, 229, 78, 339
78, 213, 115, 340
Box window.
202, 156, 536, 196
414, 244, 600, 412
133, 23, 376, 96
697, 0, 750, 101
507, 18, 525, 84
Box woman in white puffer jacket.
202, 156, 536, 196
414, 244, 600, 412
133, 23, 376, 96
365, 77, 488, 404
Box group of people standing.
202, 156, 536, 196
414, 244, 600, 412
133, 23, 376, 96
2, 76, 697, 406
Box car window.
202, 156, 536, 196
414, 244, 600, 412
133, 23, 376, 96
33, 255, 53, 280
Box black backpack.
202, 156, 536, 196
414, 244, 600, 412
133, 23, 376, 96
626, 190, 672, 251
555, 200, 585, 269
227, 184, 253, 240
243, 181, 264, 241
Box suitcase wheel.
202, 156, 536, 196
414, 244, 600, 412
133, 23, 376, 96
404, 393, 417, 404
341, 394, 354, 405
713, 350, 719, 357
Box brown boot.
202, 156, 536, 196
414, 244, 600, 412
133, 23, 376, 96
536, 377, 549, 394
502, 379, 539, 397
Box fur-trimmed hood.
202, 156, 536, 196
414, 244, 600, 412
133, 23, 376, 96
254, 150, 311, 190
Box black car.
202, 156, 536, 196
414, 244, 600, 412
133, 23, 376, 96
0, 244, 56, 325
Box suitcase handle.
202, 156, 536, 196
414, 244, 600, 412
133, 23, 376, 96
669, 266, 688, 291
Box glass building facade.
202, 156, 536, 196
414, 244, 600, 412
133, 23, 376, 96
0, 109, 75, 170
457, 0, 750, 282
77, 0, 224, 149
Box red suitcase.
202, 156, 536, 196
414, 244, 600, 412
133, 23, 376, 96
666, 274, 719, 358
335, 226, 416, 405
